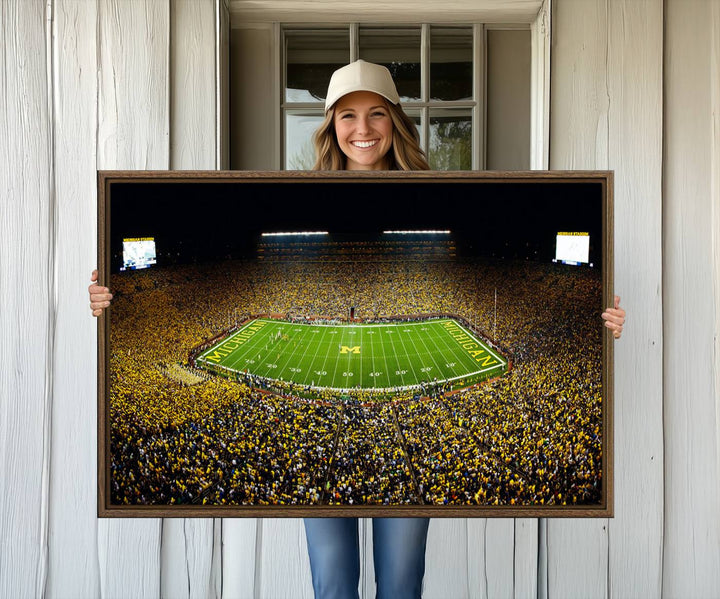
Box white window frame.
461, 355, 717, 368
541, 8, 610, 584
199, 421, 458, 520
281, 23, 487, 170
239, 1, 551, 170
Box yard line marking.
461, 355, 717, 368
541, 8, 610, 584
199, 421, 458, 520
392, 321, 415, 388
436, 319, 507, 381
368, 326, 384, 387
412, 321, 445, 387
358, 327, 364, 389
270, 321, 310, 386
332, 327, 342, 389
395, 319, 439, 386
197, 318, 268, 365
432, 319, 478, 379
341, 327, 359, 389
274, 322, 311, 385
197, 317, 507, 394
441, 319, 508, 368
308, 325, 332, 387
379, 323, 394, 389
199, 319, 263, 375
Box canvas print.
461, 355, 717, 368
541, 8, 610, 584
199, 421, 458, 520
98, 171, 613, 517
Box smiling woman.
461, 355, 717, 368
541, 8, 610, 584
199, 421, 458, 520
311, 59, 430, 172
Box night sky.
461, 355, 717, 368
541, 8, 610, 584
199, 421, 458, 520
108, 178, 605, 269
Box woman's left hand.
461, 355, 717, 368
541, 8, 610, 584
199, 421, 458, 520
89, 269, 113, 317
602, 295, 625, 339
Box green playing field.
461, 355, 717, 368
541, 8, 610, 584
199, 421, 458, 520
195, 317, 508, 395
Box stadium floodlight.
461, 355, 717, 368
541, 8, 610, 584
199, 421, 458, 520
382, 230, 451, 235
261, 231, 329, 237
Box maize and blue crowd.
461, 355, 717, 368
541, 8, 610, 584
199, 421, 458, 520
108, 253, 603, 507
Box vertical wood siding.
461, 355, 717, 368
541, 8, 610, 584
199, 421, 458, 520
46, 1, 100, 597
1, 0, 718, 597
162, 2, 221, 598
170, 0, 217, 171
713, 17, 720, 588
605, 2, 664, 596
663, 1, 720, 596
0, 1, 52, 598
513, 518, 540, 598
222, 519, 259, 598
425, 519, 476, 598
550, 1, 664, 598
257, 519, 314, 598
96, 0, 169, 595
549, 3, 611, 594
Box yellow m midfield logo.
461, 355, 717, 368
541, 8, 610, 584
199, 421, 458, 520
340, 345, 361, 354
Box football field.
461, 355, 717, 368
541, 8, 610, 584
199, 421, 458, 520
196, 317, 507, 395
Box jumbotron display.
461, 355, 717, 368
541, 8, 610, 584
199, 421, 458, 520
555, 232, 590, 265
121, 237, 156, 271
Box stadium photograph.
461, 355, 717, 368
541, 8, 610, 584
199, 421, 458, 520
98, 171, 612, 516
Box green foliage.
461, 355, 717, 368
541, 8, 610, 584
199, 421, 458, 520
288, 139, 316, 170
429, 119, 472, 170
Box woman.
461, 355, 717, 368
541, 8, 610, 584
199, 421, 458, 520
89, 60, 626, 599
311, 60, 428, 172
302, 60, 432, 599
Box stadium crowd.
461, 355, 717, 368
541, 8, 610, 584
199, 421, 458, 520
108, 248, 604, 507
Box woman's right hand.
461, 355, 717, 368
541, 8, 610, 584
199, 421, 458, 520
89, 269, 113, 317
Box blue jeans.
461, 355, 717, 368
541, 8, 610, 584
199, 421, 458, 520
304, 517, 430, 599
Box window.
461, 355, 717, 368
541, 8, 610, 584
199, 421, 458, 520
228, 23, 531, 171
283, 25, 482, 170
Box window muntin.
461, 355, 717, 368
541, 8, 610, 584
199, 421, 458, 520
281, 25, 524, 171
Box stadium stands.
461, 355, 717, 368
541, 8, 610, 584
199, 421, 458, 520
108, 248, 602, 507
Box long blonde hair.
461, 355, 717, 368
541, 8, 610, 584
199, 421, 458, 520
312, 100, 430, 171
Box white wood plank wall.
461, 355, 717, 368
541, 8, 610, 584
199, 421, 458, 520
95, 0, 168, 596
663, 1, 720, 596
163, 2, 223, 599
550, 2, 664, 598
0, 2, 53, 598
1, 0, 719, 597
47, 0, 100, 596
549, 5, 612, 592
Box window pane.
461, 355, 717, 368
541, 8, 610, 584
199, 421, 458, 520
359, 28, 421, 102
429, 109, 472, 170
286, 30, 349, 103
430, 27, 473, 101
285, 112, 324, 169
486, 29, 530, 169
401, 108, 423, 149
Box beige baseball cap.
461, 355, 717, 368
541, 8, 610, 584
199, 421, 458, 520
324, 60, 400, 112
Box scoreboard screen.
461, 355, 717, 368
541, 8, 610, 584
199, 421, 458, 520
121, 237, 156, 271
555, 232, 589, 266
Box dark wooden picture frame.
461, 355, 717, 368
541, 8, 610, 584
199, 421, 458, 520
98, 170, 613, 518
